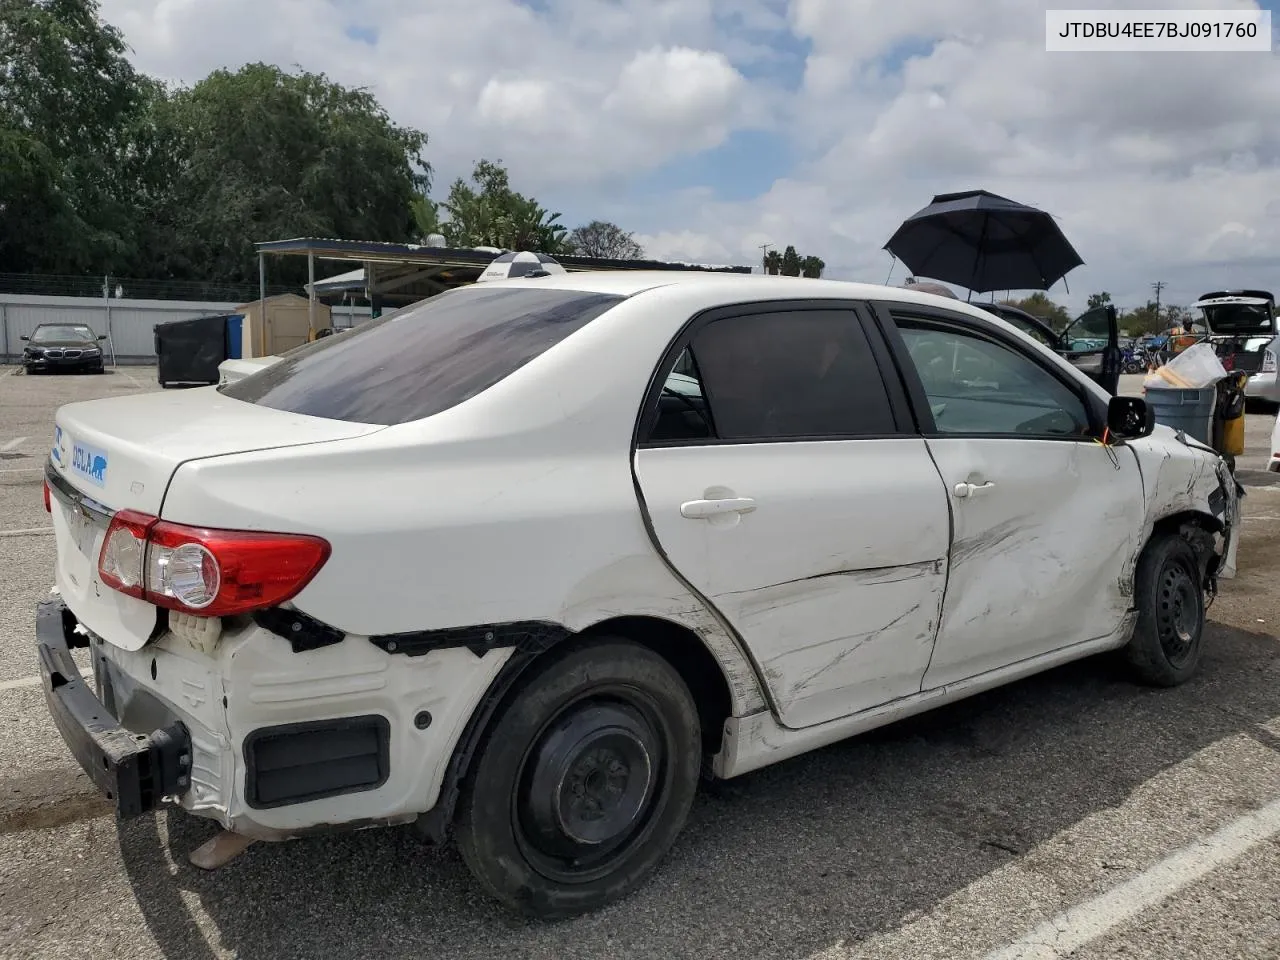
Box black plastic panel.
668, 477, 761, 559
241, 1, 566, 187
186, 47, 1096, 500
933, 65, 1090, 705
243, 715, 390, 809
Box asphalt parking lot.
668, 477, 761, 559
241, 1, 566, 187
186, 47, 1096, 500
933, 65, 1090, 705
0, 367, 1277, 960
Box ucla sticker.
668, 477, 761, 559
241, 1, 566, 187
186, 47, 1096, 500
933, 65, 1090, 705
50, 425, 64, 466
71, 442, 108, 488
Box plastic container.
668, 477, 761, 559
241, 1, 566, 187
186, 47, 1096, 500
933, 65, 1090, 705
226, 314, 243, 359
1144, 386, 1217, 445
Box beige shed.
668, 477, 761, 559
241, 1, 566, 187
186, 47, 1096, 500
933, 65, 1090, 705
236, 294, 332, 358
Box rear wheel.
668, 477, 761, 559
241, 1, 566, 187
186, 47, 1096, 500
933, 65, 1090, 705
455, 639, 701, 919
1124, 531, 1207, 686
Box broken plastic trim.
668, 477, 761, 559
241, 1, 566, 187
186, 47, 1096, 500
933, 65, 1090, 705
369, 620, 570, 658
413, 625, 571, 843
252, 607, 345, 653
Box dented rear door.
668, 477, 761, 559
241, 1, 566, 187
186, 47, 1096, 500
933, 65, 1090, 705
633, 302, 952, 730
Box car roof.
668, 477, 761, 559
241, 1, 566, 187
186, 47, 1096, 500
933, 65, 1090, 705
484, 270, 1010, 323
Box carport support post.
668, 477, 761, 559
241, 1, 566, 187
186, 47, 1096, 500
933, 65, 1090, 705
258, 251, 267, 358
0, 300, 8, 364
307, 252, 316, 336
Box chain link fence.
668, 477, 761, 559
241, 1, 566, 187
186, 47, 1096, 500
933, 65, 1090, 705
0, 273, 298, 303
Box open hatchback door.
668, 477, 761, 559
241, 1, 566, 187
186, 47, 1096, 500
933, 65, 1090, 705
1191, 290, 1276, 376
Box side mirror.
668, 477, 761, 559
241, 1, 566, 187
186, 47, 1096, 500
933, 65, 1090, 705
19, 336, 28, 341
1107, 395, 1154, 441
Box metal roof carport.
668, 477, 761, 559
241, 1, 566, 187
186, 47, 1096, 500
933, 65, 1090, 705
255, 237, 754, 333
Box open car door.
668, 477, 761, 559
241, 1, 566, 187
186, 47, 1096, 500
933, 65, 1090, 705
971, 301, 1120, 395
1058, 304, 1120, 395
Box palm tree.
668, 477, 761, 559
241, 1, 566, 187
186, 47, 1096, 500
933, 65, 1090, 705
800, 256, 825, 279
763, 250, 782, 274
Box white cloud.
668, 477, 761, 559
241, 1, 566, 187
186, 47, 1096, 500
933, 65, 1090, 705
98, 0, 1280, 311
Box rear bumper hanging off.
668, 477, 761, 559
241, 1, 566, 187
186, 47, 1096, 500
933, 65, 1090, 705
35, 598, 192, 817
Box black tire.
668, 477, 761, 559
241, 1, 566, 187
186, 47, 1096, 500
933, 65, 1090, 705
455, 638, 701, 919
1124, 532, 1207, 687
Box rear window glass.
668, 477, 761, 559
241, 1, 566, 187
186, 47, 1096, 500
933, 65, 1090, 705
220, 286, 624, 424
1201, 303, 1274, 334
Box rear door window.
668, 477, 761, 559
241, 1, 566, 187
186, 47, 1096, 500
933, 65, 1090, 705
642, 307, 898, 443
221, 287, 624, 424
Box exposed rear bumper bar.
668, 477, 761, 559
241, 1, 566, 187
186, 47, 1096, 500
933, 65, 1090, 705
35, 598, 191, 817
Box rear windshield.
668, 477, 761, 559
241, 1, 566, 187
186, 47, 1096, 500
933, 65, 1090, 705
220, 286, 624, 424
1201, 303, 1274, 334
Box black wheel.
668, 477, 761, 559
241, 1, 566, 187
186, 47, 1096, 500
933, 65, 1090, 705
1125, 532, 1207, 686
455, 639, 701, 919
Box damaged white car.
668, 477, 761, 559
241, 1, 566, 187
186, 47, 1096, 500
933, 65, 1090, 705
36, 273, 1239, 918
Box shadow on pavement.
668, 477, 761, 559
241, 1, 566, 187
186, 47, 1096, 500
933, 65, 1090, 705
115, 624, 1280, 960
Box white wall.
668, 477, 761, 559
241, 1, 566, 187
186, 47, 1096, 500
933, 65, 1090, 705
0, 294, 371, 363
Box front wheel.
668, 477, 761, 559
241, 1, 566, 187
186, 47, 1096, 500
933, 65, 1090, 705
455, 639, 701, 919
1124, 531, 1207, 686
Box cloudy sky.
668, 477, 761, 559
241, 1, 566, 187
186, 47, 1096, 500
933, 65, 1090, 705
97, 0, 1280, 312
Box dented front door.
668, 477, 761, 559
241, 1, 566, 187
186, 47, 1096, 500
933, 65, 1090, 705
919, 437, 1143, 689
887, 310, 1145, 689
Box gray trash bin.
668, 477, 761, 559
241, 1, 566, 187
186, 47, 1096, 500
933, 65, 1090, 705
1143, 386, 1216, 445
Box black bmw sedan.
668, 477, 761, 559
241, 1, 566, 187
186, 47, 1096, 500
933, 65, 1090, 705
21, 324, 107, 374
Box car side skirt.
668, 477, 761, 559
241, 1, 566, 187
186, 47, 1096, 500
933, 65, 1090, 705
713, 616, 1136, 779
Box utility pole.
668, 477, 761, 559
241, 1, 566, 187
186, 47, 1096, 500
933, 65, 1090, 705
759, 242, 773, 274
1152, 280, 1166, 329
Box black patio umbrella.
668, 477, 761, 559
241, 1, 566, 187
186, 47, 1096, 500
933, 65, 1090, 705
883, 190, 1083, 294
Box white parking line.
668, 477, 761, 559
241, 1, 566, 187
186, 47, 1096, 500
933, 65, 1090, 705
983, 797, 1280, 960
0, 527, 54, 537
113, 368, 142, 388
0, 437, 27, 453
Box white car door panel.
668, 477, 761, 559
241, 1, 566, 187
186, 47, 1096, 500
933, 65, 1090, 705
921, 437, 1143, 687
885, 309, 1147, 689
635, 441, 951, 729
633, 303, 952, 730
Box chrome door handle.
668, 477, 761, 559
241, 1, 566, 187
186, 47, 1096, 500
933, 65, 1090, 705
680, 497, 757, 519
953, 481, 995, 499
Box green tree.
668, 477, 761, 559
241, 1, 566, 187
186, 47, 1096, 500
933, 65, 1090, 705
568, 220, 643, 260
0, 0, 155, 273
763, 249, 781, 274
151, 63, 430, 284
780, 244, 801, 277
1002, 291, 1071, 330
1164, 304, 1193, 330
1087, 291, 1112, 310
1121, 301, 1164, 336
436, 159, 570, 254
800, 255, 825, 279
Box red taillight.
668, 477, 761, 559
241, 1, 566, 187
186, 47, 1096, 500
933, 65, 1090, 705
98, 512, 329, 616
42, 481, 51, 513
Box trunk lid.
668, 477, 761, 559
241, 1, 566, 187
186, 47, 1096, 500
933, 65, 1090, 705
47, 387, 383, 650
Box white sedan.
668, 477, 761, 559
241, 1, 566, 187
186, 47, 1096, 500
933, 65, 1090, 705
216, 355, 280, 385
36, 272, 1239, 918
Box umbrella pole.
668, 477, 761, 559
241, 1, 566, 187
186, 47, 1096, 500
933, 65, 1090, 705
970, 215, 989, 304
884, 255, 897, 285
